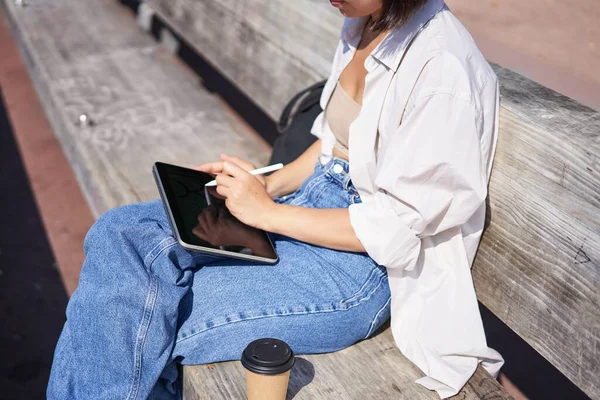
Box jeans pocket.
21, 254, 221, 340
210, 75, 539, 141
339, 265, 387, 308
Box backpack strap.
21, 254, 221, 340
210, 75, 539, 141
277, 80, 327, 133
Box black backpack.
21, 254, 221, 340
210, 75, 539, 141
269, 80, 327, 165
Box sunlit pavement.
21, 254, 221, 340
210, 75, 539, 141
448, 0, 600, 111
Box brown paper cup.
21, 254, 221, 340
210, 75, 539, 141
241, 338, 295, 400
245, 369, 291, 400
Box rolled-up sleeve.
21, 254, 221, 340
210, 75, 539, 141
349, 93, 486, 270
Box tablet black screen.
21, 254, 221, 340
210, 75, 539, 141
154, 162, 277, 262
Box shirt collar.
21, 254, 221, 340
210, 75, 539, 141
341, 0, 445, 72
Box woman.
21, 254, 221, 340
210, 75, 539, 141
48, 0, 503, 398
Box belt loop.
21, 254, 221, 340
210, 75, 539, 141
344, 174, 352, 191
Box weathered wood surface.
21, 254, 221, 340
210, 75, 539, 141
184, 326, 512, 400
1, 0, 270, 218
148, 1, 600, 398
145, 0, 342, 121
474, 65, 600, 399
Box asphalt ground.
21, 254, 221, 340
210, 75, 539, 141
447, 0, 600, 111
0, 88, 68, 400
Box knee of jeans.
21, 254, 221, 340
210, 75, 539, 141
84, 202, 159, 251
84, 206, 125, 251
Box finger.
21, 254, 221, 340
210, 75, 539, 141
221, 153, 256, 172
198, 210, 210, 225
193, 219, 206, 234
215, 173, 237, 188
216, 184, 230, 198
194, 224, 208, 239
193, 161, 224, 175
193, 220, 207, 239
222, 160, 249, 179
192, 225, 202, 239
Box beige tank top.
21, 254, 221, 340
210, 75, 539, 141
325, 81, 362, 159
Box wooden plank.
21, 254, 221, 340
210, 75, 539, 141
145, 0, 342, 121
183, 326, 512, 400
2, 0, 270, 217
474, 103, 600, 398
491, 64, 600, 145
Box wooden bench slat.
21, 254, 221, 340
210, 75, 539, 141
146, 0, 342, 121
474, 85, 600, 397
183, 327, 512, 400
2, 0, 270, 217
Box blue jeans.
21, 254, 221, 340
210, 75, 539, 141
47, 154, 391, 399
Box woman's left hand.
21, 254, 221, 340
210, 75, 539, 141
214, 161, 276, 230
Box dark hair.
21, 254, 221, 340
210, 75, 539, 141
371, 0, 429, 32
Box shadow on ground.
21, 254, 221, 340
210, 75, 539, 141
0, 89, 68, 399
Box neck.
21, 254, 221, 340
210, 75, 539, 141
367, 9, 384, 34
370, 9, 382, 22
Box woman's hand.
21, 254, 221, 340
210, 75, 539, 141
214, 161, 276, 230
194, 153, 266, 187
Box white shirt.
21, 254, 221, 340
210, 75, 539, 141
310, 1, 504, 398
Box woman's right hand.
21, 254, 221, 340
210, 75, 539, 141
194, 153, 266, 187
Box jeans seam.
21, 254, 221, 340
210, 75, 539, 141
144, 237, 178, 268
305, 181, 333, 207
339, 272, 387, 313
126, 275, 159, 400
340, 267, 385, 306
291, 175, 326, 206
303, 173, 326, 196
363, 295, 391, 339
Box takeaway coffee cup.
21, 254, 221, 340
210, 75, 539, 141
241, 338, 296, 400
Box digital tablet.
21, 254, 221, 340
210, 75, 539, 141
153, 161, 278, 264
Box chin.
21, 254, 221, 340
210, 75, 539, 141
331, 1, 353, 17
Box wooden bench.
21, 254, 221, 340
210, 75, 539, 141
4, 0, 598, 398
1, 0, 270, 218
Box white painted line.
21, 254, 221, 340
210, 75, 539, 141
137, 3, 154, 32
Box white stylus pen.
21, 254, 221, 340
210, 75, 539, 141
204, 163, 284, 187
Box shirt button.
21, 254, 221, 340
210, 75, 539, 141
333, 164, 344, 174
